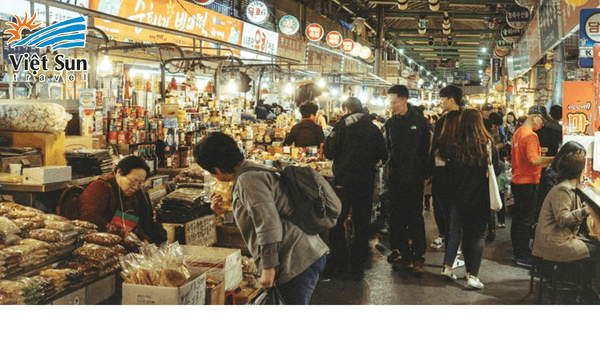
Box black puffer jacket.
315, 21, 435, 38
324, 112, 387, 186
384, 104, 431, 188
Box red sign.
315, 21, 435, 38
341, 39, 354, 53
485, 67, 492, 75
306, 23, 324, 41
326, 31, 342, 47
563, 81, 594, 135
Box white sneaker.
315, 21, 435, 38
467, 275, 484, 289
452, 257, 465, 269
441, 267, 457, 280
430, 237, 444, 249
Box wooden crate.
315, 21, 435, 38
205, 281, 225, 305
0, 131, 66, 166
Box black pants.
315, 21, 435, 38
328, 180, 375, 271
389, 183, 426, 263
511, 182, 537, 259
498, 191, 506, 224
432, 192, 448, 239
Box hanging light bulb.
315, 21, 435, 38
428, 0, 440, 11
428, 36, 434, 46
99, 55, 112, 74
285, 82, 294, 94
442, 11, 451, 35
318, 78, 326, 87
397, 0, 408, 10
228, 79, 238, 92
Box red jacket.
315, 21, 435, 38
78, 174, 150, 241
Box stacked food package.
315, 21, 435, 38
28, 217, 79, 257
39, 268, 83, 294
0, 276, 57, 305
156, 186, 211, 223
67, 241, 121, 286
173, 164, 205, 184
120, 242, 191, 287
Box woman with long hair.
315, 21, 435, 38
440, 109, 499, 289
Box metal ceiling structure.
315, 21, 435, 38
331, 0, 519, 86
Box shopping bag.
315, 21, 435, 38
487, 143, 502, 212
247, 287, 286, 305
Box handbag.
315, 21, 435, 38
487, 142, 503, 212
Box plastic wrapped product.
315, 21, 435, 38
44, 220, 75, 232
6, 210, 42, 220
82, 232, 122, 246
0, 101, 72, 133
73, 243, 117, 262
29, 229, 78, 243
71, 220, 98, 230
18, 239, 50, 251
41, 214, 69, 222
0, 202, 27, 216
110, 244, 128, 256
11, 216, 45, 232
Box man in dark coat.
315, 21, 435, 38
384, 85, 431, 275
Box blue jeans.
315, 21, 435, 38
443, 205, 487, 276
277, 255, 327, 305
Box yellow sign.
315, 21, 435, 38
565, 0, 588, 5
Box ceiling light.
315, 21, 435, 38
397, 0, 408, 10
479, 70, 483, 74
481, 47, 487, 53
478, 60, 483, 65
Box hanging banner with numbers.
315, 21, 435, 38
580, 9, 600, 68
526, 12, 541, 68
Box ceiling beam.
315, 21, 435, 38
372, 11, 503, 19
368, 0, 514, 4
388, 37, 495, 42
396, 45, 488, 51
387, 29, 499, 34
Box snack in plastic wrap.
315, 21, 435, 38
6, 209, 43, 220
0, 217, 22, 245
0, 101, 72, 133
73, 243, 117, 263
41, 214, 69, 222
71, 220, 98, 229
120, 242, 191, 287
44, 220, 75, 232
82, 232, 122, 246
0, 202, 27, 215
28, 229, 77, 243
18, 238, 50, 250
110, 244, 128, 256
211, 179, 233, 212
11, 215, 45, 232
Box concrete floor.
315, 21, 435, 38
310, 207, 538, 305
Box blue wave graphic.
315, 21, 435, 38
13, 16, 86, 50
28, 24, 86, 47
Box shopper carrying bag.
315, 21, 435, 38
488, 142, 503, 212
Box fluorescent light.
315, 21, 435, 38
481, 47, 487, 53
318, 78, 326, 87
479, 70, 483, 74
285, 83, 294, 94
478, 60, 483, 65
228, 79, 238, 92
99, 56, 112, 73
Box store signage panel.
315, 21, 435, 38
277, 34, 305, 63
90, 0, 243, 55
563, 81, 594, 136
279, 14, 299, 35
580, 9, 600, 67
506, 5, 531, 30
501, 24, 522, 43
341, 39, 354, 53
1, 0, 90, 26
345, 58, 359, 73
360, 46, 372, 59
192, 0, 216, 5
526, 13, 540, 68
351, 42, 362, 57
326, 31, 342, 47
562, 0, 600, 37
538, 0, 562, 54
246, 1, 268, 25
492, 58, 502, 83
241, 22, 278, 56
307, 48, 322, 72
306, 23, 324, 41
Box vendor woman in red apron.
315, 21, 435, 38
78, 156, 157, 244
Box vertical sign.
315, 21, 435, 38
526, 12, 541, 67
492, 58, 502, 83
538, 0, 562, 53
563, 81, 594, 135
580, 9, 600, 68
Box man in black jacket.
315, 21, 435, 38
385, 85, 431, 275
323, 97, 387, 276
283, 101, 325, 147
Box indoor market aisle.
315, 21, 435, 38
310, 208, 535, 305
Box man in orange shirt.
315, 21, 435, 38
510, 106, 554, 267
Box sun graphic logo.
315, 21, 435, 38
6, 12, 87, 50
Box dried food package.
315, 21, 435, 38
71, 220, 99, 230
29, 229, 78, 243
0, 101, 72, 133
73, 243, 117, 263
211, 180, 233, 212
44, 220, 75, 232
73, 226, 98, 237
82, 232, 122, 246
110, 244, 128, 256
11, 215, 45, 232
120, 242, 190, 287
41, 214, 69, 222
18, 239, 50, 251
6, 210, 43, 220
0, 202, 26, 216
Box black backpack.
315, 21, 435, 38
235, 164, 342, 235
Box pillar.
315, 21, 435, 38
552, 41, 565, 106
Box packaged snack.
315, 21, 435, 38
28, 229, 78, 243
73, 243, 117, 262
6, 210, 42, 220
82, 232, 122, 246
71, 220, 98, 229
41, 214, 69, 222
18, 239, 50, 251
44, 220, 75, 232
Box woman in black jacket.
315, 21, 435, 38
440, 109, 499, 290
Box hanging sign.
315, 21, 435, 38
401, 69, 410, 78
492, 58, 502, 83
277, 34, 305, 63
279, 14, 299, 35
341, 39, 354, 53
506, 5, 531, 30
351, 42, 362, 57
326, 31, 343, 47
246, 1, 269, 25
515, 0, 536, 8
360, 46, 372, 59
306, 23, 324, 41
538, 0, 562, 53
497, 39, 513, 48
563, 0, 600, 38
240, 22, 279, 59
192, 0, 215, 5
563, 81, 593, 135
580, 9, 600, 68
501, 24, 522, 43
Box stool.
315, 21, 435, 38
532, 258, 585, 304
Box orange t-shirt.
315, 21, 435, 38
511, 126, 542, 184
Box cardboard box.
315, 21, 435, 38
122, 272, 207, 305
162, 215, 217, 246
183, 246, 243, 292
205, 281, 225, 305
0, 131, 66, 166
23, 166, 72, 184
64, 135, 93, 151
161, 104, 179, 118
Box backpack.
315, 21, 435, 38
236, 164, 342, 235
